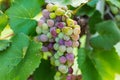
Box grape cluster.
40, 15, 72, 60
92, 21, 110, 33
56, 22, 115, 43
35, 3, 81, 80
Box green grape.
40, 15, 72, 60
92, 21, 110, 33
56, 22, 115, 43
115, 15, 120, 21
46, 3, 53, 12
42, 23, 49, 30
55, 60, 61, 66
58, 33, 64, 39
59, 45, 66, 53
50, 12, 56, 19
36, 26, 42, 34
55, 8, 65, 16
53, 43, 59, 50
54, 53, 60, 59
47, 32, 52, 38
52, 5, 58, 11
67, 47, 73, 53
110, 5, 119, 15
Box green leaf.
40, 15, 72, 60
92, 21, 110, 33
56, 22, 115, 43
33, 59, 56, 80
87, 0, 99, 7
45, 0, 88, 7
0, 33, 30, 79
76, 5, 95, 17
0, 40, 11, 51
90, 20, 120, 50
88, 11, 102, 34
8, 40, 42, 80
6, 0, 42, 35
77, 48, 102, 80
107, 0, 120, 8
0, 12, 8, 34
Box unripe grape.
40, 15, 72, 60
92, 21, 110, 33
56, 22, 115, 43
55, 71, 61, 77
55, 37, 60, 42
59, 56, 67, 64
53, 43, 59, 50
55, 8, 65, 16
57, 51, 64, 56
58, 33, 64, 39
72, 41, 79, 47
62, 27, 73, 36
71, 34, 79, 41
115, 15, 120, 21
64, 40, 72, 47
50, 57, 55, 65
66, 18, 74, 27
42, 23, 48, 30
52, 5, 58, 11
38, 20, 44, 26
58, 65, 68, 74
59, 45, 66, 53
55, 60, 61, 66
54, 75, 61, 80
67, 47, 73, 53
50, 27, 58, 37
47, 19, 54, 27
54, 53, 60, 59
42, 9, 50, 18
63, 35, 70, 41
110, 5, 119, 15
73, 28, 81, 35
38, 34, 48, 42
56, 29, 61, 33
36, 26, 42, 34
46, 3, 53, 12
47, 32, 52, 38
50, 13, 56, 19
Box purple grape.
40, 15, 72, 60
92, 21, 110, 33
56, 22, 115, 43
56, 16, 62, 22
42, 9, 50, 18
47, 19, 54, 27
50, 27, 58, 37
66, 75, 72, 80
64, 40, 72, 47
66, 53, 74, 62
58, 39, 64, 45
57, 22, 65, 29
59, 56, 66, 64
68, 67, 73, 74
42, 46, 48, 52
48, 43, 54, 50
38, 19, 44, 26
38, 34, 48, 42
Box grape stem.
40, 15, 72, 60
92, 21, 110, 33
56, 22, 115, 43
0, 33, 14, 40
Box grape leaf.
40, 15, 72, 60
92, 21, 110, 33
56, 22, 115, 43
6, 0, 42, 35
0, 12, 8, 34
33, 59, 56, 80
45, 0, 88, 7
78, 48, 120, 80
87, 0, 99, 7
8, 40, 42, 80
0, 40, 11, 51
0, 33, 30, 79
90, 20, 120, 50
77, 48, 102, 80
107, 0, 120, 8
88, 11, 102, 34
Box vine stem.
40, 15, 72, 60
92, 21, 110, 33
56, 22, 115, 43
0, 33, 14, 40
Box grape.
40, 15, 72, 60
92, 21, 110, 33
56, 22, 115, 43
64, 40, 72, 47
46, 3, 53, 12
58, 39, 64, 45
59, 45, 66, 53
42, 9, 50, 18
58, 65, 68, 74
36, 26, 42, 34
55, 8, 65, 16
59, 56, 66, 64
67, 47, 73, 53
35, 3, 81, 79
50, 13, 56, 19
110, 5, 119, 15
57, 22, 65, 29
47, 19, 54, 27
38, 19, 44, 26
72, 41, 79, 47
42, 23, 48, 30
38, 34, 48, 42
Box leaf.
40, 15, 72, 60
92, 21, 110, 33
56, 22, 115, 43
88, 11, 102, 34
33, 59, 56, 80
8, 40, 42, 80
45, 0, 88, 7
107, 0, 120, 8
6, 0, 42, 35
76, 5, 96, 17
78, 48, 120, 80
0, 13, 8, 34
77, 48, 102, 80
87, 0, 99, 7
90, 20, 120, 50
0, 33, 30, 79
0, 40, 11, 51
